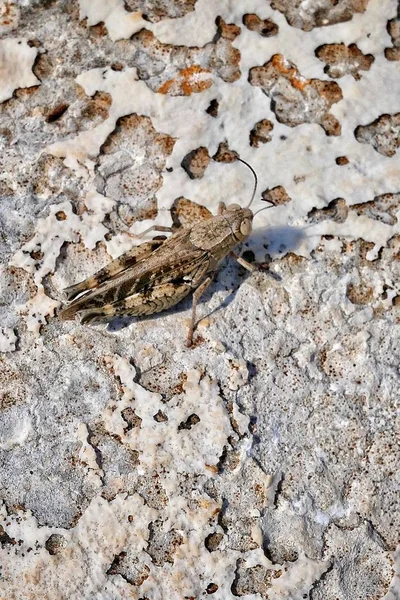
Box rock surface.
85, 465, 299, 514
0, 0, 399, 599
249, 54, 343, 136
315, 43, 375, 80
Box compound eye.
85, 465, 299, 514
240, 218, 252, 237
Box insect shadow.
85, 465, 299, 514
107, 223, 306, 334
251, 224, 306, 256
205, 224, 307, 319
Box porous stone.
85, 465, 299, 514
0, 1, 399, 598
181, 146, 211, 179
270, 0, 370, 31
385, 17, 400, 61
262, 185, 291, 206
123, 0, 197, 22
249, 54, 343, 136
212, 141, 238, 162
243, 13, 278, 37
355, 113, 400, 156
315, 43, 374, 80
351, 193, 400, 225
249, 119, 274, 147
308, 198, 349, 223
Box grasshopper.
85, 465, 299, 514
60, 159, 268, 346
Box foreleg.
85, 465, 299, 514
229, 251, 257, 273
134, 225, 174, 239
186, 276, 213, 347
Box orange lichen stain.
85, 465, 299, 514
197, 498, 217, 510
1, 1, 12, 19
205, 463, 219, 474
158, 65, 213, 96
157, 80, 175, 95
271, 54, 310, 91
128, 10, 144, 24
0, 1, 18, 28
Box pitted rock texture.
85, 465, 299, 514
45, 533, 67, 555
96, 113, 175, 221
249, 118, 274, 147
171, 197, 213, 228
107, 551, 150, 585
249, 54, 343, 135
1, 0, 400, 599
315, 43, 374, 80
270, 0, 370, 31
0, 1, 20, 35
385, 16, 400, 60
355, 113, 400, 156
123, 0, 197, 22
231, 560, 275, 596
206, 98, 219, 117
308, 197, 349, 223
181, 146, 211, 178
132, 17, 241, 95
352, 193, 400, 225
311, 523, 393, 600
212, 141, 239, 162
243, 13, 279, 37
262, 185, 291, 206
146, 519, 184, 566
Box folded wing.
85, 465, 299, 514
60, 229, 210, 321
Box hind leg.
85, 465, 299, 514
63, 239, 166, 301
75, 282, 192, 324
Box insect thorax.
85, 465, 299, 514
189, 209, 253, 261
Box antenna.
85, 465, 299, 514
236, 157, 258, 208
253, 202, 275, 218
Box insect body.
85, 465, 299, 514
60, 159, 261, 346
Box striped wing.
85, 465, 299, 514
60, 228, 210, 321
